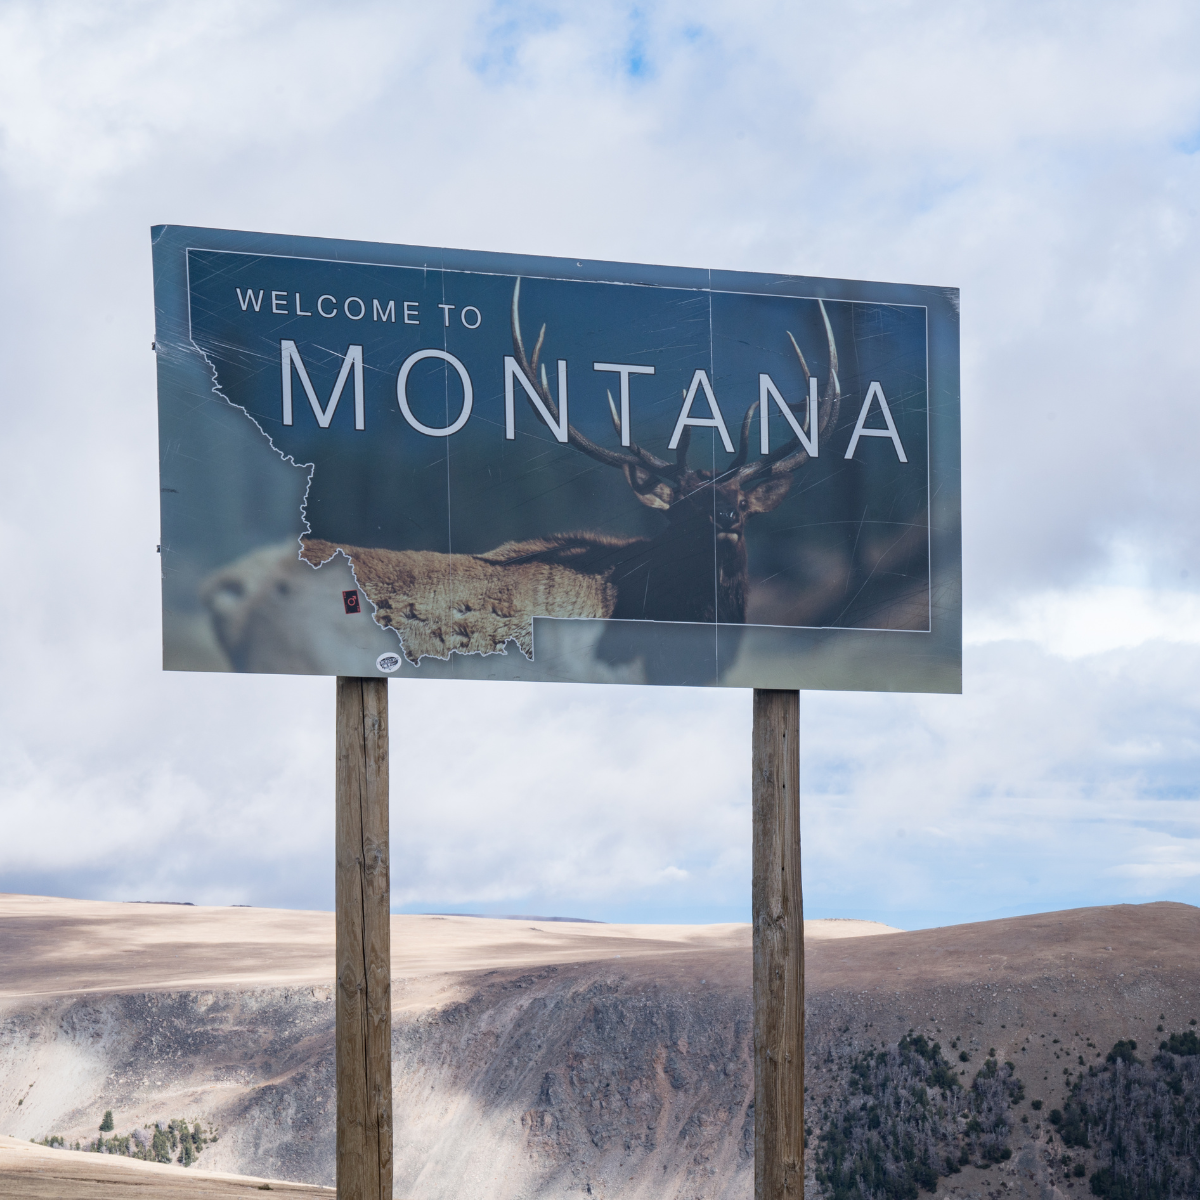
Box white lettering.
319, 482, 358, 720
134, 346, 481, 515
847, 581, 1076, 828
669, 370, 733, 453
236, 288, 264, 312
344, 297, 366, 321
593, 362, 655, 447
438, 303, 455, 326
317, 295, 337, 318
271, 290, 288, 315
460, 306, 482, 329
280, 341, 365, 430
397, 349, 473, 437
759, 374, 818, 456
844, 381, 908, 462
504, 356, 568, 443
295, 293, 312, 317
403, 301, 419, 325
373, 299, 396, 323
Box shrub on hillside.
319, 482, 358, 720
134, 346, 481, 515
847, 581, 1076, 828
1055, 1037, 1200, 1199
815, 1034, 1023, 1200
1158, 1031, 1199, 1057
1106, 1040, 1140, 1067
73, 1117, 214, 1165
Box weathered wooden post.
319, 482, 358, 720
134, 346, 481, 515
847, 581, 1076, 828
335, 677, 393, 1200
753, 688, 804, 1199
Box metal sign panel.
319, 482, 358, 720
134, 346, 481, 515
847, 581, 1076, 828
152, 226, 960, 691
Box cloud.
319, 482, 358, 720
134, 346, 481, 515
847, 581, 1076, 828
1, 0, 1199, 926
801, 636, 1200, 926
0, 2, 463, 206
966, 585, 1200, 658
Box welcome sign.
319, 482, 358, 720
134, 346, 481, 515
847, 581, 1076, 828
152, 226, 960, 691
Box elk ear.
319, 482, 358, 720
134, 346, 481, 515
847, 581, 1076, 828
744, 475, 793, 514
622, 464, 674, 511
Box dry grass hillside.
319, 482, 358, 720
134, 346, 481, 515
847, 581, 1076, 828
0, 894, 1196, 1199
0, 1134, 332, 1199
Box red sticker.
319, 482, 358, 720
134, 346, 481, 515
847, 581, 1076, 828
342, 589, 361, 614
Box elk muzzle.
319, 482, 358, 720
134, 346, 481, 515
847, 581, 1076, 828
715, 501, 743, 541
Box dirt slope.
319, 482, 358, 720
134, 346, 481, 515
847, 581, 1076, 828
808, 899, 1200, 1094
0, 894, 894, 1002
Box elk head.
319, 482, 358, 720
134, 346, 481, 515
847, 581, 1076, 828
509, 279, 842, 564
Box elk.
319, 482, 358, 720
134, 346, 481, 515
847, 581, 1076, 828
497, 279, 842, 624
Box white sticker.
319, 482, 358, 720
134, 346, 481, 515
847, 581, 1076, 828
375, 653, 401, 674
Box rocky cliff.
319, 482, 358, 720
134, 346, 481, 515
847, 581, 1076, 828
2, 897, 1198, 1199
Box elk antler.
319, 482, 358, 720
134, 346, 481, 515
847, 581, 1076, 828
512, 282, 838, 488
735, 299, 841, 485
728, 401, 758, 471
511, 279, 677, 479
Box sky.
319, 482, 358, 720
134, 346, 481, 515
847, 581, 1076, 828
1, 0, 1199, 930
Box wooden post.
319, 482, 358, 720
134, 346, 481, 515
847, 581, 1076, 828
753, 688, 804, 1199
335, 677, 393, 1200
